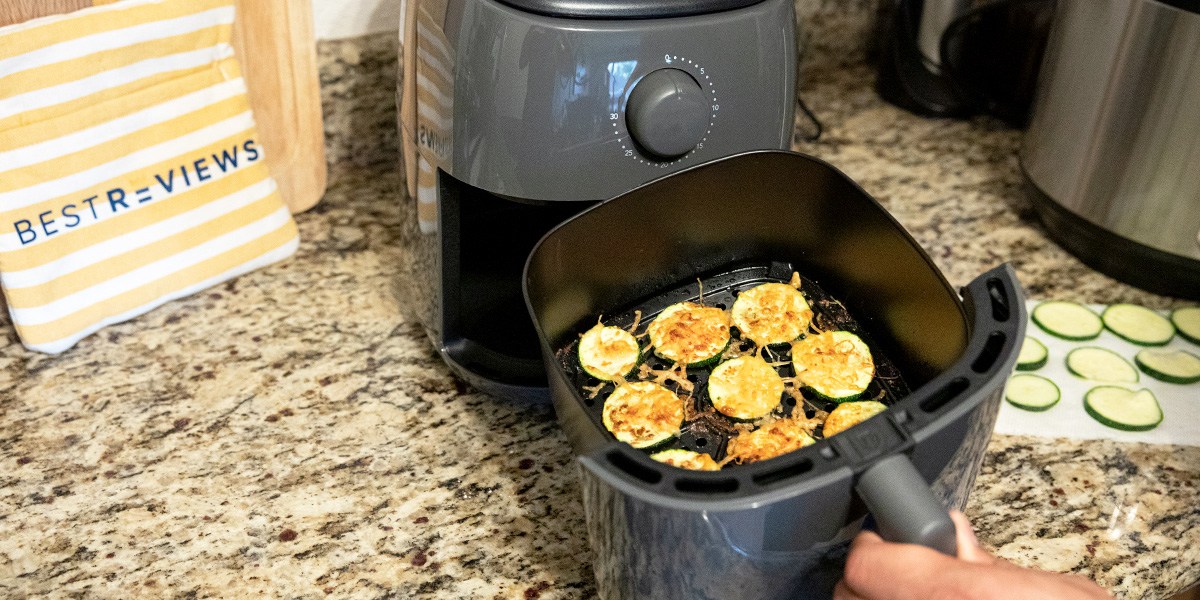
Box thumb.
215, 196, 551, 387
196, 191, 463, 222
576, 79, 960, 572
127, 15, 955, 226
950, 510, 996, 565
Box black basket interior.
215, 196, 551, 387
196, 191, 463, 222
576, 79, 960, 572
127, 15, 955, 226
557, 260, 912, 464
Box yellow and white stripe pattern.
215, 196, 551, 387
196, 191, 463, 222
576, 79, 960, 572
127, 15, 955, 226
0, 0, 299, 354
413, 1, 454, 234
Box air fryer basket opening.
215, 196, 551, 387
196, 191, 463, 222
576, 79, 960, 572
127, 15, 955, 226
526, 150, 970, 395
555, 260, 915, 466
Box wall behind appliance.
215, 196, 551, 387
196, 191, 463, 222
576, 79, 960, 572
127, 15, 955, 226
312, 0, 404, 40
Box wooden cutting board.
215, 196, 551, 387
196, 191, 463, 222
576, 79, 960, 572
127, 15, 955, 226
0, 0, 326, 213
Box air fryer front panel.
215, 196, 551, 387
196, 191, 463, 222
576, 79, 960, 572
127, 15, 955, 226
452, 0, 795, 201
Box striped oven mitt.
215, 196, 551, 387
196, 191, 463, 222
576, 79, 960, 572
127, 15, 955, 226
0, 0, 299, 354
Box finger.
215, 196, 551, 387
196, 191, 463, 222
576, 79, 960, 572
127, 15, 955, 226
950, 510, 995, 564
842, 533, 962, 600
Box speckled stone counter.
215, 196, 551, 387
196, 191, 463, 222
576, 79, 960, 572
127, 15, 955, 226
3, 13, 1198, 600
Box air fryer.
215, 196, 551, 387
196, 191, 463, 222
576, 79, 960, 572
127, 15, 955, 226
396, 0, 798, 401
524, 151, 1025, 600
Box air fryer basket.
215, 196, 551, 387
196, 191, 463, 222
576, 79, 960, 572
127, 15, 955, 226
524, 151, 1025, 600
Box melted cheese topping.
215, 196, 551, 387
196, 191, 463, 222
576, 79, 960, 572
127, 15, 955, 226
578, 325, 640, 381
822, 400, 887, 437
602, 381, 685, 448
726, 417, 815, 464
731, 283, 813, 346
708, 355, 784, 420
650, 449, 721, 471
647, 302, 731, 364
791, 331, 875, 399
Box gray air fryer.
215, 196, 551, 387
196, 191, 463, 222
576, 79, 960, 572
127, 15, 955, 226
397, 0, 797, 400
524, 151, 1026, 600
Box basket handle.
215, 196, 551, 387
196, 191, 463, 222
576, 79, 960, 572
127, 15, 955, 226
855, 453, 957, 555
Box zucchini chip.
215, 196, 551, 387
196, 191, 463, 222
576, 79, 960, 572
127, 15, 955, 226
725, 418, 815, 464
708, 355, 785, 420
602, 381, 685, 449
578, 324, 641, 381
822, 400, 887, 437
792, 331, 875, 402
647, 302, 731, 367
730, 282, 813, 346
650, 449, 720, 471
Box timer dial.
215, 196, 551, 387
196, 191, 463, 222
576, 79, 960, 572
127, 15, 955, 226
624, 68, 709, 160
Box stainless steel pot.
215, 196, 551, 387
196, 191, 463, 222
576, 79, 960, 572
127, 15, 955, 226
1021, 0, 1200, 298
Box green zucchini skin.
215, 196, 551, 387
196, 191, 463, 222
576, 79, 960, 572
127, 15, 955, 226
1064, 347, 1139, 383
1171, 307, 1200, 346
1004, 374, 1060, 412
1101, 304, 1175, 346
647, 302, 732, 368
1031, 301, 1103, 341
805, 386, 865, 404
1015, 336, 1049, 371
1083, 387, 1163, 432
1135, 349, 1200, 385
602, 381, 684, 449
791, 331, 874, 403
653, 338, 731, 370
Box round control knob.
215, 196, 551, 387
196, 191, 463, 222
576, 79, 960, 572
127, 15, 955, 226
625, 68, 709, 160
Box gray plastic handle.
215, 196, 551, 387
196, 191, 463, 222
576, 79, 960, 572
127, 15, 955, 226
855, 454, 958, 556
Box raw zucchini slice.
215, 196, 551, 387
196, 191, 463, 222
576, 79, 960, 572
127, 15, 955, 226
602, 381, 685, 449
1101, 304, 1174, 346
578, 324, 641, 381
725, 418, 815, 464
708, 355, 785, 420
1016, 336, 1049, 371
1172, 307, 1200, 345
1004, 374, 1060, 411
730, 282, 813, 346
1084, 386, 1163, 431
792, 331, 875, 402
1135, 349, 1200, 385
1031, 301, 1103, 341
650, 449, 720, 471
647, 302, 731, 368
821, 400, 887, 438
1065, 347, 1138, 383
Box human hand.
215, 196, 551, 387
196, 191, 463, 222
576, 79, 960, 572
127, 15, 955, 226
834, 511, 1112, 600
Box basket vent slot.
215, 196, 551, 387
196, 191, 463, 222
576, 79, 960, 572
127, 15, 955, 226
751, 458, 814, 487
986, 277, 1011, 322
606, 450, 662, 484
919, 377, 970, 413
971, 332, 1007, 373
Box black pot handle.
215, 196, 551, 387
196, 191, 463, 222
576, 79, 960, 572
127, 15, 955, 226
855, 453, 957, 555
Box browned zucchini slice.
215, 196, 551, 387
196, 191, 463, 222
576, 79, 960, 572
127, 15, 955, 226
602, 381, 685, 449
730, 282, 812, 346
792, 331, 875, 402
707, 355, 784, 420
650, 449, 720, 471
647, 302, 731, 368
725, 418, 815, 464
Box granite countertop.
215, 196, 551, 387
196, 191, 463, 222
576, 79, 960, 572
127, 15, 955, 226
3, 18, 1199, 600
